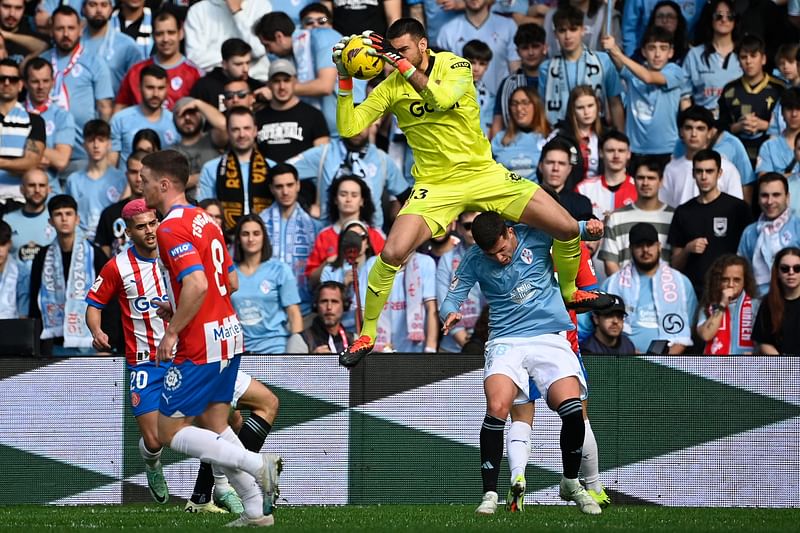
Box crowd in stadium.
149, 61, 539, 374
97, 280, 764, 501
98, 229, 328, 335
1, 0, 800, 356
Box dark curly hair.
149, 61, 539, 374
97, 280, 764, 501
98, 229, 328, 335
326, 175, 376, 226
699, 254, 757, 313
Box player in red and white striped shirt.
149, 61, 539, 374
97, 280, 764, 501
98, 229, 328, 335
86, 199, 172, 505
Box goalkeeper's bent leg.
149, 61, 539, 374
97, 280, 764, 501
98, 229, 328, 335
552, 235, 581, 301
360, 255, 400, 341
517, 187, 581, 300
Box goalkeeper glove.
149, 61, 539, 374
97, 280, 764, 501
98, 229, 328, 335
363, 31, 417, 80
332, 34, 355, 79
332, 34, 358, 95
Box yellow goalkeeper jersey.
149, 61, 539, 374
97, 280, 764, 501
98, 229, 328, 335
337, 50, 495, 184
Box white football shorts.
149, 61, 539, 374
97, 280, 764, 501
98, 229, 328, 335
231, 370, 252, 409
484, 333, 588, 405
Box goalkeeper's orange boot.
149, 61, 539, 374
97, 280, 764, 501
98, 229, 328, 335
339, 335, 374, 368
565, 290, 615, 314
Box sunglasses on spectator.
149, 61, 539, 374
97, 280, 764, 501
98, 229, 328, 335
779, 264, 800, 274
0, 75, 20, 84
713, 13, 735, 22
224, 90, 250, 99
222, 90, 250, 100
460, 222, 473, 231
302, 16, 328, 26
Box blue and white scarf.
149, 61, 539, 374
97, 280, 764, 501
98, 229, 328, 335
0, 257, 19, 319
753, 208, 791, 287
607, 260, 692, 346
261, 203, 317, 304
292, 29, 321, 111
544, 49, 606, 126
0, 102, 32, 158
38, 232, 94, 347
112, 7, 152, 57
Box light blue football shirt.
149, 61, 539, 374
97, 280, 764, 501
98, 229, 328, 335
440, 224, 574, 340
43, 46, 114, 161
621, 62, 688, 154
232, 259, 301, 354
65, 167, 127, 240
436, 12, 520, 94
110, 106, 180, 167
82, 28, 144, 93
491, 130, 546, 181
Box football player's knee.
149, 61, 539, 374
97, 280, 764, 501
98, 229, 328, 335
486, 397, 512, 419
143, 432, 162, 451
380, 244, 406, 266
157, 426, 175, 448
228, 409, 244, 433
254, 387, 279, 420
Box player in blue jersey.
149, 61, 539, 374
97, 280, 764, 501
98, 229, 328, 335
441, 211, 602, 516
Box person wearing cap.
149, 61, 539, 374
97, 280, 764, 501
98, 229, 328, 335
604, 222, 697, 354
579, 294, 636, 355
165, 96, 227, 189
198, 106, 276, 230
255, 9, 366, 136
254, 58, 330, 163
114, 10, 203, 113
110, 64, 181, 168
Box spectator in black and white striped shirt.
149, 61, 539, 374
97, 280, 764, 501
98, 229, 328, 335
598, 156, 675, 276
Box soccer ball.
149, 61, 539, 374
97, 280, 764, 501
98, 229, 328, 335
342, 37, 385, 80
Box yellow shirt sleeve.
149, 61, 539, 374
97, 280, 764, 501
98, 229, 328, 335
336, 78, 395, 138
419, 55, 474, 112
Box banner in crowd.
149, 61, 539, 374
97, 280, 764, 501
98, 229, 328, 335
0, 355, 797, 507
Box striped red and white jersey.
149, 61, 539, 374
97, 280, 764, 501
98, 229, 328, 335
576, 175, 638, 221
86, 247, 168, 365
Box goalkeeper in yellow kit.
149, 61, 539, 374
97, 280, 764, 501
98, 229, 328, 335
335, 18, 609, 367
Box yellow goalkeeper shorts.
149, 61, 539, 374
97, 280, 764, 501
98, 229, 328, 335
398, 163, 540, 238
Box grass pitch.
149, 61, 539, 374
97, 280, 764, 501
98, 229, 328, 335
0, 504, 797, 532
